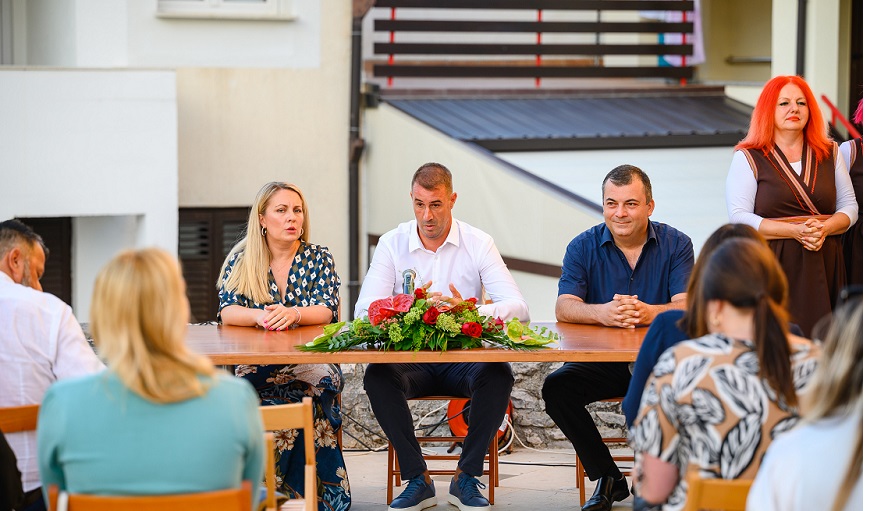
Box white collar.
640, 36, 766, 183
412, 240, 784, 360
0, 271, 14, 285
408, 218, 460, 253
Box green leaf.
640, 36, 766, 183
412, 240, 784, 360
307, 321, 347, 347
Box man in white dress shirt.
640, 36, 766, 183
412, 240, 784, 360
355, 163, 529, 511
0, 219, 104, 511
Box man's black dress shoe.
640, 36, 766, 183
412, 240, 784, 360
581, 475, 631, 511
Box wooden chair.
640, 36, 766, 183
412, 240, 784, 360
260, 397, 316, 511
0, 404, 40, 433
47, 481, 251, 511
576, 398, 633, 505
683, 469, 752, 511
386, 396, 499, 505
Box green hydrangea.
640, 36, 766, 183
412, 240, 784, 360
351, 320, 366, 336
460, 310, 478, 324
435, 313, 461, 334
403, 307, 423, 325
388, 322, 403, 344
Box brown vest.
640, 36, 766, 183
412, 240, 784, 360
741, 142, 838, 218
741, 142, 843, 335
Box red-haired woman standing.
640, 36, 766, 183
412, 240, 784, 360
726, 75, 858, 335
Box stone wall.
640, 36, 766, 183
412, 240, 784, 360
339, 362, 628, 450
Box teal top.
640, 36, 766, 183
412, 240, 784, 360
37, 371, 264, 510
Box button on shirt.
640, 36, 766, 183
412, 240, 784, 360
355, 219, 529, 322
0, 272, 104, 492
558, 221, 694, 305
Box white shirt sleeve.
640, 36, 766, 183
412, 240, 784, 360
353, 239, 397, 319
52, 306, 105, 380
476, 237, 530, 322
833, 149, 859, 226
745, 439, 797, 511
839, 140, 854, 166
726, 149, 858, 227
725, 151, 764, 229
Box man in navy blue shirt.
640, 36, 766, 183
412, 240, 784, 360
542, 165, 693, 511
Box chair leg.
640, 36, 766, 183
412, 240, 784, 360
488, 435, 497, 504
386, 441, 395, 504
576, 455, 585, 506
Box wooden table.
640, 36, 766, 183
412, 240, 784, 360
186, 322, 646, 365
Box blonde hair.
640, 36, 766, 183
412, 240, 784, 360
92, 248, 216, 403
805, 298, 862, 511
216, 182, 310, 304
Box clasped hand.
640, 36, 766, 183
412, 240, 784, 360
604, 294, 652, 329
797, 218, 826, 252
260, 304, 300, 331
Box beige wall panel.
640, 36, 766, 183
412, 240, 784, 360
698, 0, 771, 83
176, 5, 351, 306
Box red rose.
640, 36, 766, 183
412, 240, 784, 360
486, 317, 505, 332
414, 288, 427, 300
422, 307, 440, 325
461, 322, 483, 338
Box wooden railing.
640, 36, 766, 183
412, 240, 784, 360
371, 0, 695, 83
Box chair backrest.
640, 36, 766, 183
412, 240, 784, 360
260, 397, 316, 511
47, 481, 252, 511
683, 470, 752, 511
0, 404, 39, 433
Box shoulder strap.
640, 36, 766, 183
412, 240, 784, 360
739, 148, 758, 180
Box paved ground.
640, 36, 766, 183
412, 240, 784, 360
343, 446, 635, 510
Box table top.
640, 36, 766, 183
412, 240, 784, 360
186, 322, 647, 364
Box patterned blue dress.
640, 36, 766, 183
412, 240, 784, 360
218, 242, 350, 511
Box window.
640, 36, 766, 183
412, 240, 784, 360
178, 208, 249, 323
17, 217, 72, 306
156, 0, 296, 21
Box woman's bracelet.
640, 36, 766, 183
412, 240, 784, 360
291, 306, 302, 325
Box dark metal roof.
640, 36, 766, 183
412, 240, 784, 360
383, 89, 753, 151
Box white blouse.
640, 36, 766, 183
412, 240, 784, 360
725, 149, 858, 229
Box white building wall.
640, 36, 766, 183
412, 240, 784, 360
3, 1, 352, 316
499, 146, 736, 258
126, 1, 321, 68
24, 0, 76, 66
74, 0, 128, 67
0, 69, 178, 317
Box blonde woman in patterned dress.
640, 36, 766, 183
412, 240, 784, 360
630, 238, 819, 511
217, 182, 350, 511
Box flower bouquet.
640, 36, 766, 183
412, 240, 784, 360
299, 288, 558, 352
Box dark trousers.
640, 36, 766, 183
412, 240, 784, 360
542, 362, 632, 481
363, 362, 514, 480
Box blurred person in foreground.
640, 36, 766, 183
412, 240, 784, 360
622, 223, 806, 426
37, 248, 264, 509
631, 238, 819, 511
0, 219, 103, 511
747, 293, 862, 511
217, 182, 349, 510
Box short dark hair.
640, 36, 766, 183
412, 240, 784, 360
0, 219, 49, 259
411, 162, 453, 193
601, 164, 652, 203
